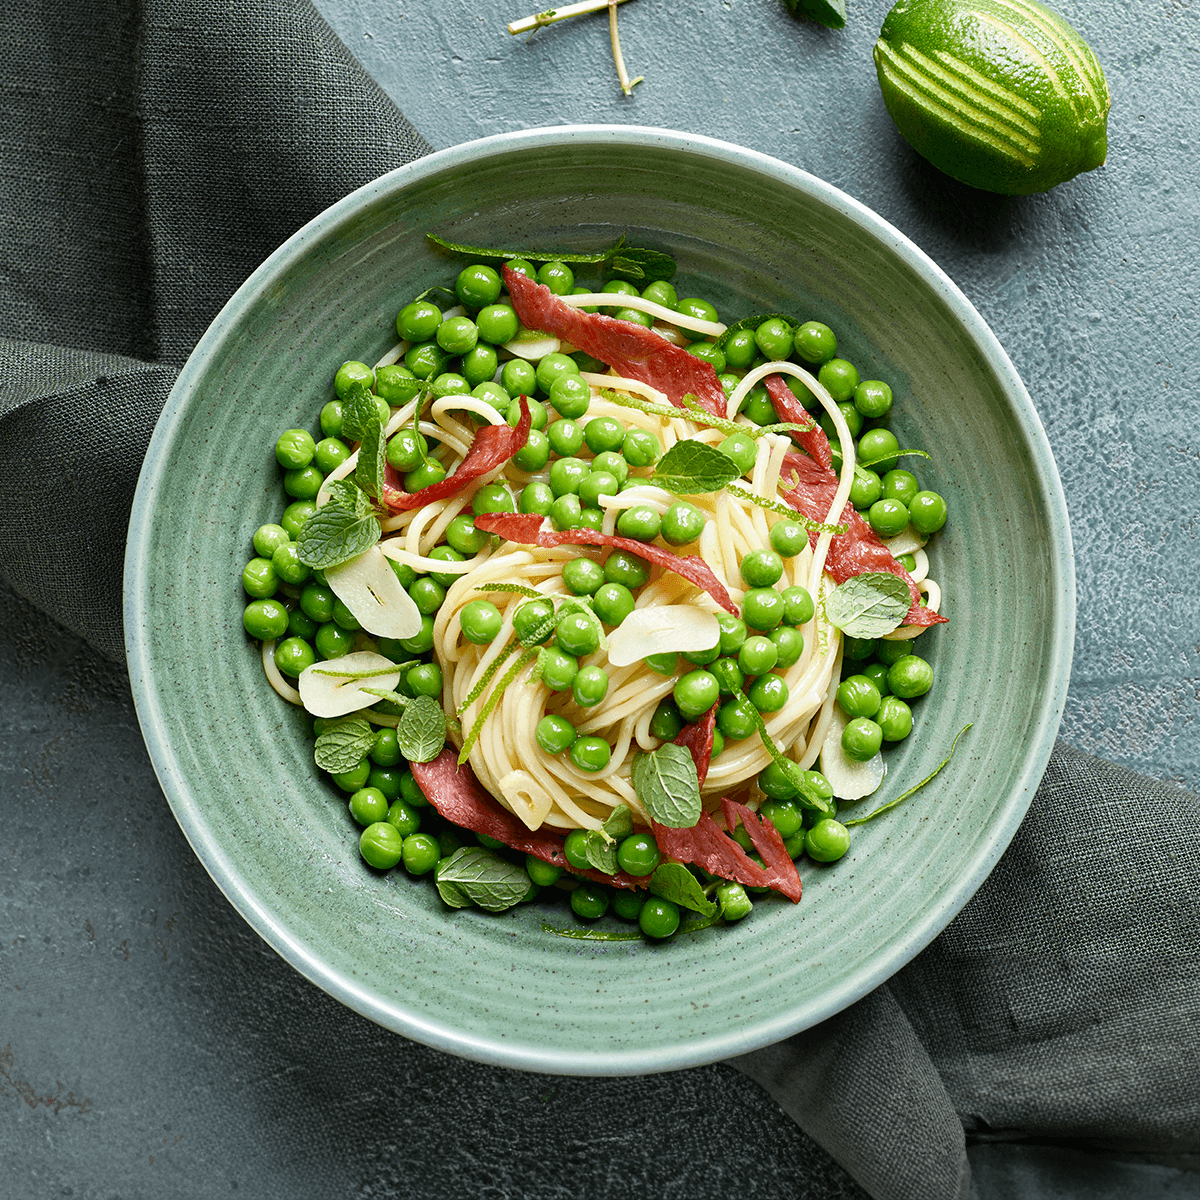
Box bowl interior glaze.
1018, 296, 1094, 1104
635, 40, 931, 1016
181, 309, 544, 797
125, 127, 1074, 1075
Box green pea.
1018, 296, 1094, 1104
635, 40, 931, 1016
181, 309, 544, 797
676, 296, 719, 322
842, 717, 883, 761
768, 520, 808, 558
910, 490, 948, 534
357, 821, 403, 870
455, 263, 502, 307
367, 767, 403, 800
508, 426, 548, 472
398, 614, 436, 655
408, 577, 444, 617
717, 882, 753, 921
716, 613, 748, 656
850, 468, 883, 510
592, 582, 635, 626
283, 465, 324, 501
805, 818, 850, 863
640, 279, 677, 308
549, 493, 583, 530
760, 797, 803, 839
406, 662, 443, 698
537, 260, 575, 294
349, 786, 389, 827
273, 635, 315, 678
332, 757, 371, 793
819, 401, 864, 445
300, 584, 335, 624
500, 357, 537, 397
878, 695, 913, 741
861, 661, 891, 695
743, 587, 784, 631
649, 698, 684, 741
842, 636, 875, 663
320, 400, 344, 439
747, 672, 788, 713
403, 459, 447, 493
719, 431, 757, 475
369, 727, 401, 768
573, 665, 609, 708
504, 257, 536, 280
868, 498, 910, 538
460, 599, 502, 645
547, 373, 591, 420
252, 523, 290, 558
242, 599, 289, 641
681, 634, 720, 665
738, 635, 778, 676
536, 714, 576, 754
570, 883, 610, 921
660, 501, 705, 546
622, 428, 661, 467
584, 416, 625, 455
396, 300, 442, 342
881, 469, 919, 507
740, 550, 784, 589
645, 652, 678, 677
614, 504, 661, 541
556, 610, 600, 657
526, 854, 564, 887
287, 607, 317, 641
770, 625, 805, 668
858, 427, 900, 473
384, 798, 421, 838
740, 385, 778, 426
817, 358, 860, 403
591, 451, 629, 485
274, 427, 316, 470
710, 657, 745, 697
570, 736, 611, 773
602, 279, 638, 296
887, 654, 933, 699
402, 832, 440, 875
313, 436, 350, 475
513, 599, 555, 643
755, 316, 794, 361
545, 419, 582, 459
854, 379, 893, 418
314, 621, 354, 660
604, 550, 650, 589
271, 542, 310, 586
873, 637, 912, 667
578, 470, 619, 509
673, 670, 719, 721
540, 648, 579, 692
793, 321, 837, 365
639, 897, 681, 939
518, 481, 554, 516
427, 545, 465, 588
476, 302, 520, 345
507, 396, 548, 431
759, 759, 800, 800
716, 696, 758, 741
374, 363, 417, 403
242, 556, 278, 599
837, 674, 883, 719
385, 428, 427, 473
549, 456, 588, 497
686, 341, 726, 372
535, 352, 579, 395
432, 372, 470, 398
612, 890, 644, 921
617, 833, 660, 877
723, 328, 759, 369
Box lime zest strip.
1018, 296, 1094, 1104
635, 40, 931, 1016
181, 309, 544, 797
843, 723, 972, 826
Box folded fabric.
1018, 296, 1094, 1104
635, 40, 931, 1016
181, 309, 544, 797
2, 6, 1196, 1200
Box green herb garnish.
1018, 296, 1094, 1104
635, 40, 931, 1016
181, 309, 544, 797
313, 716, 377, 774
394, 693, 448, 763
296, 478, 381, 569
650, 440, 742, 494
426, 232, 672, 280
435, 846, 531, 912
824, 572, 912, 639
648, 862, 718, 917
630, 743, 702, 829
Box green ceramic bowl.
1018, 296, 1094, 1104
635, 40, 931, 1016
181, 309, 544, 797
125, 126, 1074, 1075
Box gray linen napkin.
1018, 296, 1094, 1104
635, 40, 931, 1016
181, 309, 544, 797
2, 5, 1196, 1199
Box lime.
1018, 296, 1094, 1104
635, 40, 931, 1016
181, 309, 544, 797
874, 0, 1110, 194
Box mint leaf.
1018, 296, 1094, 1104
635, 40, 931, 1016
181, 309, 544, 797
582, 830, 618, 875
651, 440, 742, 494
340, 381, 381, 442
648, 862, 718, 917
609, 247, 676, 283
631, 744, 702, 829
435, 846, 531, 912
296, 501, 380, 569
314, 716, 377, 774
782, 0, 846, 30
356, 415, 386, 500
394, 693, 447, 764
602, 804, 634, 840
825, 572, 911, 639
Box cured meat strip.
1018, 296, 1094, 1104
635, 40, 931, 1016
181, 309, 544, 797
673, 703, 717, 790
503, 266, 727, 417
381, 395, 532, 512
722, 797, 803, 903
780, 451, 947, 628
410, 749, 645, 891
650, 811, 772, 894
472, 512, 739, 616
763, 373, 833, 472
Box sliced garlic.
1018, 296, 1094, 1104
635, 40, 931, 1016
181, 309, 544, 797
881, 527, 927, 558
325, 543, 422, 639
606, 605, 721, 668
298, 651, 402, 719
818, 707, 886, 801
501, 332, 561, 361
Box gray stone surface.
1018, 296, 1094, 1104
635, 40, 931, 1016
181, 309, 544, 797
4, 1, 1198, 1197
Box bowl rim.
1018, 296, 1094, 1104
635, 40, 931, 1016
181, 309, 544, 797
124, 124, 1076, 1074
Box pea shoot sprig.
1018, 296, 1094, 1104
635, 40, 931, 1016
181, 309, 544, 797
507, 0, 643, 95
